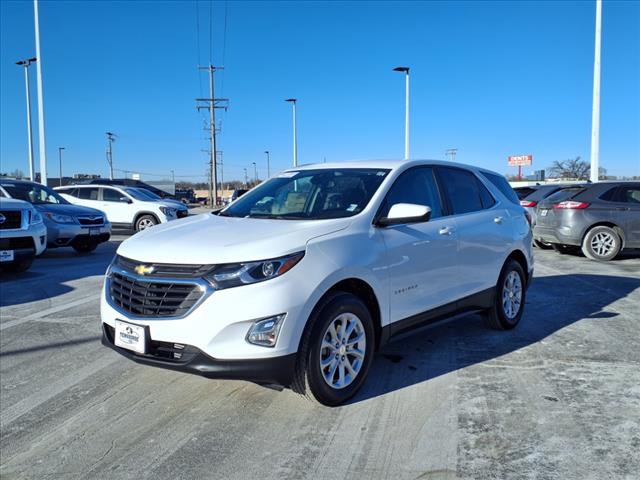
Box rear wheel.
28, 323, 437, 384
135, 214, 158, 232
292, 292, 374, 406
582, 226, 621, 261
484, 259, 526, 330
533, 239, 553, 249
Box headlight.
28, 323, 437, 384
30, 210, 43, 224
159, 206, 177, 216
44, 212, 75, 224
204, 251, 304, 290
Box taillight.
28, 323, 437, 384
553, 201, 589, 209
520, 200, 537, 208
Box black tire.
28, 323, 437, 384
72, 242, 98, 253
292, 292, 375, 406
484, 259, 526, 330
135, 214, 158, 232
3, 257, 34, 273
582, 225, 621, 261
551, 243, 580, 255
533, 239, 553, 250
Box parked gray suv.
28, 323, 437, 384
533, 182, 640, 261
0, 179, 112, 253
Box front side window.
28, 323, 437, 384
2, 183, 68, 205
437, 168, 486, 215
379, 167, 443, 219
103, 188, 128, 203
221, 169, 390, 220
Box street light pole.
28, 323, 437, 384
285, 99, 298, 167
264, 150, 270, 178
252, 162, 258, 183
243, 168, 248, 187
393, 67, 410, 160
58, 147, 65, 186
16, 57, 37, 181
33, 0, 48, 185
590, 0, 602, 183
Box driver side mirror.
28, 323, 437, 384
376, 203, 432, 227
120, 197, 133, 204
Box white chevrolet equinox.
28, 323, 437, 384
101, 160, 533, 406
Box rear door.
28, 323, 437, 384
435, 167, 510, 295
73, 187, 101, 209
602, 185, 640, 247
378, 166, 460, 322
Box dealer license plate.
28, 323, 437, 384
540, 209, 548, 217
114, 319, 146, 354
89, 227, 100, 236
0, 250, 15, 262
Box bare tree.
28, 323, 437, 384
548, 157, 607, 180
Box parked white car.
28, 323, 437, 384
100, 160, 534, 405
0, 197, 47, 273
55, 185, 180, 232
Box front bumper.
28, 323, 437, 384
101, 323, 296, 386
46, 222, 111, 248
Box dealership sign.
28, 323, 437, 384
508, 154, 533, 166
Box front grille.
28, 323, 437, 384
77, 215, 104, 226
109, 271, 203, 317
115, 255, 212, 277
0, 210, 23, 229
0, 237, 34, 250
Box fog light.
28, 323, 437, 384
246, 314, 286, 347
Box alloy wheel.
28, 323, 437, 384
590, 231, 616, 257
502, 271, 522, 320
319, 312, 366, 390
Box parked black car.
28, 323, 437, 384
174, 188, 196, 204
533, 182, 640, 261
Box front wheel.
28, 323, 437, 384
582, 226, 621, 261
292, 292, 374, 406
135, 214, 158, 232
484, 259, 526, 330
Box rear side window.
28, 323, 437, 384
514, 187, 536, 199
58, 187, 78, 197
480, 171, 520, 205
437, 167, 490, 215
380, 167, 443, 218
620, 187, 640, 203
78, 187, 99, 200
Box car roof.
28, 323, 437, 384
286, 159, 494, 174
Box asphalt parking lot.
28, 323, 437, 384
1, 238, 639, 480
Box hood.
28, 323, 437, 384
35, 203, 106, 217
162, 198, 188, 210
0, 197, 32, 209
117, 213, 351, 264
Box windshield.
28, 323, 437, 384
123, 187, 157, 201
221, 168, 390, 220
2, 183, 69, 205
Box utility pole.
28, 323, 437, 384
58, 147, 65, 186
285, 99, 298, 167
243, 168, 248, 187
393, 66, 410, 160
16, 57, 37, 181
252, 162, 258, 183
590, 0, 602, 183
33, 0, 47, 185
106, 132, 116, 179
264, 151, 270, 178
197, 65, 228, 207
445, 148, 458, 163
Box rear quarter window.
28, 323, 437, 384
480, 171, 520, 205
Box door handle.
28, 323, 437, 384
615, 207, 629, 211
494, 216, 504, 224
439, 226, 453, 236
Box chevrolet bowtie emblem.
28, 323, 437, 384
134, 264, 155, 275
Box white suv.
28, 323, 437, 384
100, 160, 533, 405
55, 184, 180, 232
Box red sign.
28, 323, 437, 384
508, 154, 532, 167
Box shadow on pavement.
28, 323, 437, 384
0, 240, 121, 307
350, 273, 640, 404
0, 336, 101, 357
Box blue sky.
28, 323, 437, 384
1, 0, 639, 182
